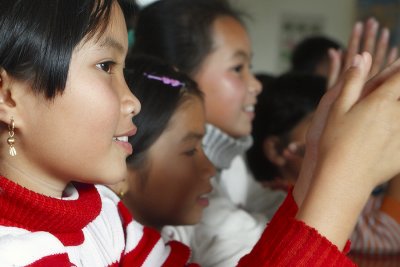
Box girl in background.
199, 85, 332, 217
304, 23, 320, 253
132, 1, 285, 265
112, 55, 216, 231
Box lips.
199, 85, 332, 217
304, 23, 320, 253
243, 105, 255, 112
113, 126, 137, 141
112, 127, 137, 155
197, 194, 210, 207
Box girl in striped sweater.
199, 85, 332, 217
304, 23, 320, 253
2, 0, 400, 266
110, 54, 217, 232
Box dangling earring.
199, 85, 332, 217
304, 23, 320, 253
7, 117, 16, 156
118, 190, 125, 199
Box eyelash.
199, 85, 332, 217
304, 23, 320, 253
96, 61, 116, 74
184, 148, 198, 157
233, 64, 244, 73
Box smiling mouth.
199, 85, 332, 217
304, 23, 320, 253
112, 136, 128, 142
243, 105, 254, 112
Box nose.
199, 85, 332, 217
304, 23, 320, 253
248, 73, 262, 96
201, 150, 216, 179
121, 78, 141, 117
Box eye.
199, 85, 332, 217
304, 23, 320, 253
96, 61, 115, 74
184, 148, 198, 157
233, 64, 244, 73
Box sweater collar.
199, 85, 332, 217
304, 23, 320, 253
202, 124, 253, 170
0, 176, 101, 238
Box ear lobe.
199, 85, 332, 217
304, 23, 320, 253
263, 136, 286, 167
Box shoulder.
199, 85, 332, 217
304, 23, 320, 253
0, 226, 69, 266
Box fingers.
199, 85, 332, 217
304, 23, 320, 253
368, 57, 400, 101
335, 52, 372, 112
369, 27, 389, 77
343, 22, 363, 71
343, 18, 393, 82
361, 18, 379, 55
363, 56, 400, 97
387, 46, 398, 65
327, 48, 342, 88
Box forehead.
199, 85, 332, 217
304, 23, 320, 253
166, 97, 205, 135
149, 97, 205, 151
211, 16, 252, 58
77, 2, 128, 54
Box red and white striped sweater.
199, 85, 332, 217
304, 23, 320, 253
0, 176, 355, 266
0, 176, 196, 266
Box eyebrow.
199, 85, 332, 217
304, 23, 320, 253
181, 132, 204, 142
99, 37, 125, 53
233, 50, 252, 61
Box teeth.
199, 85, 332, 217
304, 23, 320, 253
113, 136, 128, 142
244, 105, 254, 112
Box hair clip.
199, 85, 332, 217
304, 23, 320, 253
143, 73, 184, 87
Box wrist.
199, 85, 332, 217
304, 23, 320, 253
296, 163, 373, 249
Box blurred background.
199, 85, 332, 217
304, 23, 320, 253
136, 0, 400, 74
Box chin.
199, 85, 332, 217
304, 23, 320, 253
185, 217, 201, 225
230, 128, 251, 139
101, 167, 126, 185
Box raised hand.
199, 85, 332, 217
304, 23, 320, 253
295, 53, 400, 249
327, 18, 398, 88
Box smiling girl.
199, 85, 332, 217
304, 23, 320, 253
112, 55, 216, 230
0, 0, 144, 265
132, 0, 284, 265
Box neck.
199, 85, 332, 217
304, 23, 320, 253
0, 160, 66, 198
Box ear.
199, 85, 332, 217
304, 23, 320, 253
262, 136, 286, 167
0, 69, 17, 125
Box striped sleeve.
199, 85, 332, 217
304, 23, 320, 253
118, 202, 198, 267
350, 196, 400, 254
237, 190, 355, 267
0, 226, 72, 267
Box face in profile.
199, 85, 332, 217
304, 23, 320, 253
123, 97, 215, 229
194, 16, 262, 138
5, 3, 140, 196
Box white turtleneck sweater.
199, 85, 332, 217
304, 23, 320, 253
162, 124, 285, 267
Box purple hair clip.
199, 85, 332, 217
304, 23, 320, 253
144, 73, 184, 87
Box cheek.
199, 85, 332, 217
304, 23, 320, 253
156, 161, 200, 203
204, 77, 245, 119
78, 84, 120, 133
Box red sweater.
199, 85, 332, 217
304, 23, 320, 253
0, 176, 355, 266
238, 189, 355, 266
0, 176, 197, 266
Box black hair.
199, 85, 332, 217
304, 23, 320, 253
124, 54, 202, 171
290, 35, 342, 74
132, 0, 245, 76
119, 0, 139, 30
0, 0, 123, 99
246, 72, 326, 182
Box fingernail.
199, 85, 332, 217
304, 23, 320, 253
354, 22, 362, 31
382, 28, 389, 38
